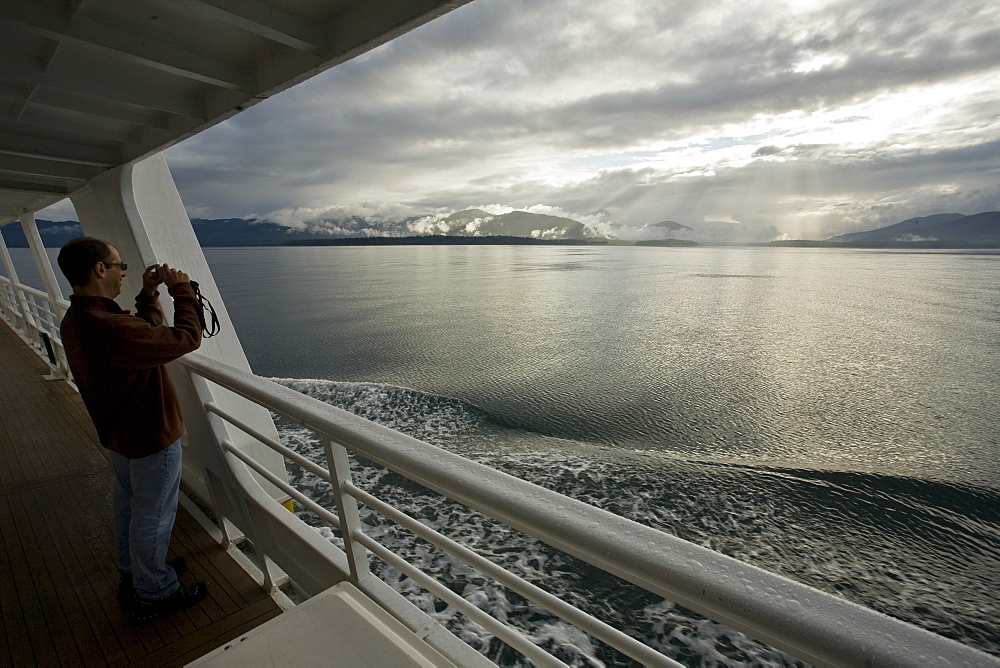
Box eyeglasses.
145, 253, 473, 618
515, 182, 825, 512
103, 261, 127, 270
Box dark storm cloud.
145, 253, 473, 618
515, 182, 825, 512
149, 0, 1000, 237
752, 146, 784, 158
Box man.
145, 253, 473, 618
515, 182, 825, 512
57, 236, 207, 620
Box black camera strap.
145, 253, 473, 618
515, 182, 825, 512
189, 281, 220, 338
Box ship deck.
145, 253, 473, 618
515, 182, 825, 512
0, 323, 283, 666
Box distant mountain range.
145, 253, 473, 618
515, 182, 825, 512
0, 209, 605, 247
0, 221, 83, 248
651, 220, 693, 233
3, 210, 998, 248
0, 217, 343, 247
429, 209, 600, 239
825, 212, 1000, 245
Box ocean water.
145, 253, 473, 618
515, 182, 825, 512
200, 245, 999, 666
7, 245, 997, 664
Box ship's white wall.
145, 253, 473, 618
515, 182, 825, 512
70, 154, 289, 502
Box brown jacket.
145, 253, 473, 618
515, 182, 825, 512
60, 283, 203, 458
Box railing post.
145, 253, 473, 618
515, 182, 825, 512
322, 435, 370, 584
50, 332, 72, 381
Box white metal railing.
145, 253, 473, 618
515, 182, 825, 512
0, 274, 71, 380
19, 282, 65, 335
0, 275, 26, 332
177, 352, 998, 668
206, 402, 672, 667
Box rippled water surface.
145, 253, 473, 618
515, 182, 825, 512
200, 245, 1000, 665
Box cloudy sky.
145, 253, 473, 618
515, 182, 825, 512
50, 0, 1000, 240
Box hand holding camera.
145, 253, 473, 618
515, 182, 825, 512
144, 263, 191, 291
143, 263, 219, 337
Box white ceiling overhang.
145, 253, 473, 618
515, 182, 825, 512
0, 0, 472, 224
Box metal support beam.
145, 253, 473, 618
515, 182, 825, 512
20, 212, 66, 310
171, 0, 328, 54
0, 7, 249, 91
0, 154, 103, 182
0, 229, 36, 334
0, 134, 120, 167
0, 179, 70, 195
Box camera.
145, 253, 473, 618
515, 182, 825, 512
153, 265, 166, 281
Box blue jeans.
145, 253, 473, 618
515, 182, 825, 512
111, 440, 182, 600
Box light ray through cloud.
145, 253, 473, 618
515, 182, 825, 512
37, 0, 1000, 240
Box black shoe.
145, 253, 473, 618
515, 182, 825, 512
116, 556, 188, 600
129, 581, 208, 621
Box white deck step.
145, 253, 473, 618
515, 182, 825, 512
188, 582, 467, 667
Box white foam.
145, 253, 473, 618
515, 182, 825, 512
271, 377, 496, 446
273, 384, 999, 664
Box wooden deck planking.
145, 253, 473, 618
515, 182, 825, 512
143, 597, 283, 667
1, 491, 64, 666
32, 476, 146, 663
0, 323, 284, 666
0, 495, 40, 666
14, 484, 88, 666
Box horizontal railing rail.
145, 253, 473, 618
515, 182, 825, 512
178, 352, 998, 668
